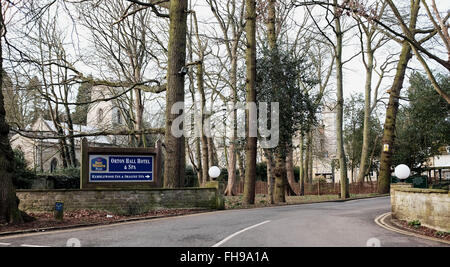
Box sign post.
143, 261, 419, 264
80, 139, 162, 189
55, 202, 64, 221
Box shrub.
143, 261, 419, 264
408, 220, 421, 228
49, 167, 80, 189
12, 149, 37, 189
184, 165, 198, 187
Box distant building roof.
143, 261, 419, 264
20, 117, 112, 145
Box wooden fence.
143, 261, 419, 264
232, 181, 378, 195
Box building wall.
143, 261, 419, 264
11, 134, 86, 172
16, 188, 219, 215
87, 85, 129, 146
431, 155, 450, 180
10, 86, 130, 172
432, 154, 450, 167
322, 107, 338, 159
391, 184, 450, 232
10, 136, 36, 169
87, 85, 118, 130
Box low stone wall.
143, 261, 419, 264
16, 187, 219, 215
391, 184, 450, 232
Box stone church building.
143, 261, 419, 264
10, 85, 127, 172
292, 104, 377, 184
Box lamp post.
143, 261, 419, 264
208, 166, 221, 180
208, 166, 224, 209
395, 164, 411, 181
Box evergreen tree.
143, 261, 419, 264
1, 69, 22, 128
72, 81, 93, 125
26, 76, 45, 124
392, 72, 450, 170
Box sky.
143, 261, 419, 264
3, 0, 450, 122
192, 0, 450, 110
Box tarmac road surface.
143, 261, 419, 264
0, 196, 446, 247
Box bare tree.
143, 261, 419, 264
378, 1, 420, 194
354, 1, 389, 184
0, 0, 23, 224
306, 0, 450, 103
206, 0, 246, 196
384, 0, 450, 103
243, 0, 258, 205
163, 0, 188, 188
295, 0, 356, 198
78, 0, 167, 146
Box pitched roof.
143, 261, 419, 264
29, 117, 112, 145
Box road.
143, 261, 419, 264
0, 196, 446, 247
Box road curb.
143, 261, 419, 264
374, 212, 450, 245
320, 194, 390, 203
226, 194, 390, 211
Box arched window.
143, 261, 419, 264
50, 158, 58, 173
97, 108, 104, 124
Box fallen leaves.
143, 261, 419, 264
0, 209, 208, 234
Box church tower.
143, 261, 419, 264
87, 85, 125, 131
321, 103, 338, 160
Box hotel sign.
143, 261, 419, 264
89, 155, 154, 182
80, 139, 162, 189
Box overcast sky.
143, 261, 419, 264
4, 0, 450, 121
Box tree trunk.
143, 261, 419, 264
351, 165, 354, 184
225, 97, 237, 196
134, 87, 144, 147
188, 12, 202, 187
365, 135, 380, 181
63, 91, 77, 167
243, 0, 257, 205
224, 125, 236, 195
334, 1, 349, 198
164, 0, 188, 188
378, 1, 419, 194
207, 137, 217, 167
266, 0, 288, 202
378, 42, 412, 193
196, 137, 203, 186
299, 132, 305, 196
267, 0, 277, 50
225, 141, 236, 196
308, 131, 313, 183
0, 9, 23, 223
197, 61, 209, 185
265, 149, 275, 204
237, 150, 245, 183
357, 41, 374, 184
225, 52, 238, 196
286, 144, 297, 196
273, 149, 286, 203
304, 131, 310, 184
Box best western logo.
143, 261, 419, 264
91, 157, 107, 171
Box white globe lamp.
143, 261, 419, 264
209, 166, 221, 180
395, 164, 410, 180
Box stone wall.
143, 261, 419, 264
16, 188, 218, 215
391, 184, 450, 232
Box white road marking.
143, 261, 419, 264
212, 220, 271, 247
374, 212, 450, 245
0, 242, 11, 246
20, 244, 50, 247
